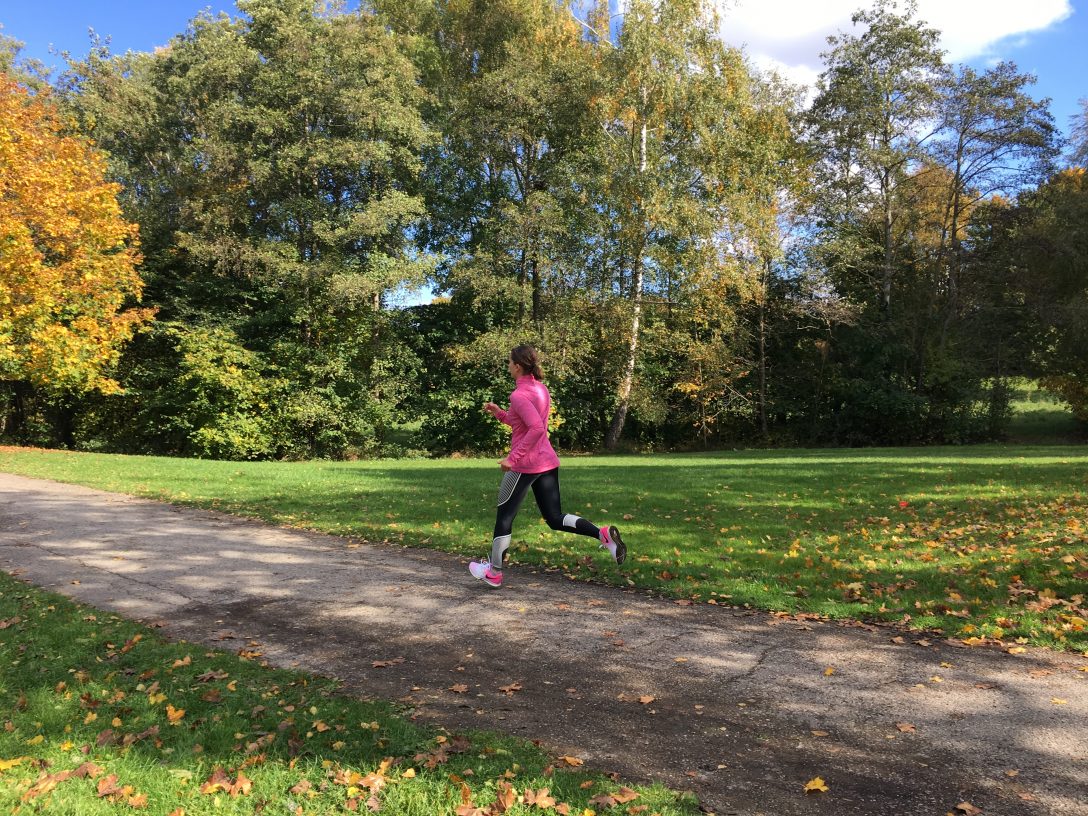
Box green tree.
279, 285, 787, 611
806, 0, 945, 313
584, 0, 790, 448
62, 1, 432, 457
1069, 98, 1088, 167
1015, 169, 1088, 421
926, 62, 1057, 352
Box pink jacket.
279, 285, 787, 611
495, 375, 561, 474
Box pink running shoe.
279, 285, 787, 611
468, 559, 503, 588
599, 525, 627, 565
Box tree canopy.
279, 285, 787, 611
1, 0, 1083, 456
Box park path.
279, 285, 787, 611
1, 471, 1086, 816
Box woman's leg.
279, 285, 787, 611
530, 468, 626, 563
530, 468, 601, 540
489, 470, 538, 571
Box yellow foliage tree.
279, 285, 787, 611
0, 75, 151, 393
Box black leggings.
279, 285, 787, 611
491, 467, 600, 568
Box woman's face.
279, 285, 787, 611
507, 355, 523, 379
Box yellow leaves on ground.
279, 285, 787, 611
559, 755, 584, 767
165, 705, 185, 725
804, 776, 829, 793
0, 76, 151, 392
0, 757, 29, 772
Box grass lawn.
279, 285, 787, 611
1005, 379, 1084, 444
0, 571, 695, 815
1, 444, 1086, 652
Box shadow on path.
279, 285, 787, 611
1, 472, 1086, 816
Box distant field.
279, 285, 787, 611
1, 444, 1086, 651
1005, 380, 1083, 443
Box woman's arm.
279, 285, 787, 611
484, 401, 511, 425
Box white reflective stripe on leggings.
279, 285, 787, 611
497, 471, 521, 506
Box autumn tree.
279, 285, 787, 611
0, 75, 150, 438
583, 0, 794, 448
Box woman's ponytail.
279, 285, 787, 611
510, 344, 543, 380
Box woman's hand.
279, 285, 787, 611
483, 402, 501, 418
498, 457, 513, 472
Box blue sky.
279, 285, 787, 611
2, 0, 1085, 138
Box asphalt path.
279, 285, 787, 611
1, 472, 1085, 816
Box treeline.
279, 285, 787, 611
1, 0, 1086, 459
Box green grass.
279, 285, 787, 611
1, 444, 1086, 651
0, 571, 696, 815
1006, 379, 1084, 443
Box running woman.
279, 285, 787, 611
469, 344, 626, 588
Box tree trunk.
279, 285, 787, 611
605, 250, 644, 450
530, 253, 541, 328
605, 112, 649, 451
882, 166, 894, 313
758, 260, 769, 438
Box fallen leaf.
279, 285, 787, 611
559, 755, 583, 767
499, 683, 522, 696
804, 777, 829, 794
524, 787, 556, 808
448, 684, 469, 694
810, 730, 830, 738
638, 695, 655, 705
97, 774, 124, 798
954, 803, 982, 815
824, 667, 835, 676
895, 722, 916, 733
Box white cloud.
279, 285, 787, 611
717, 0, 1073, 92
